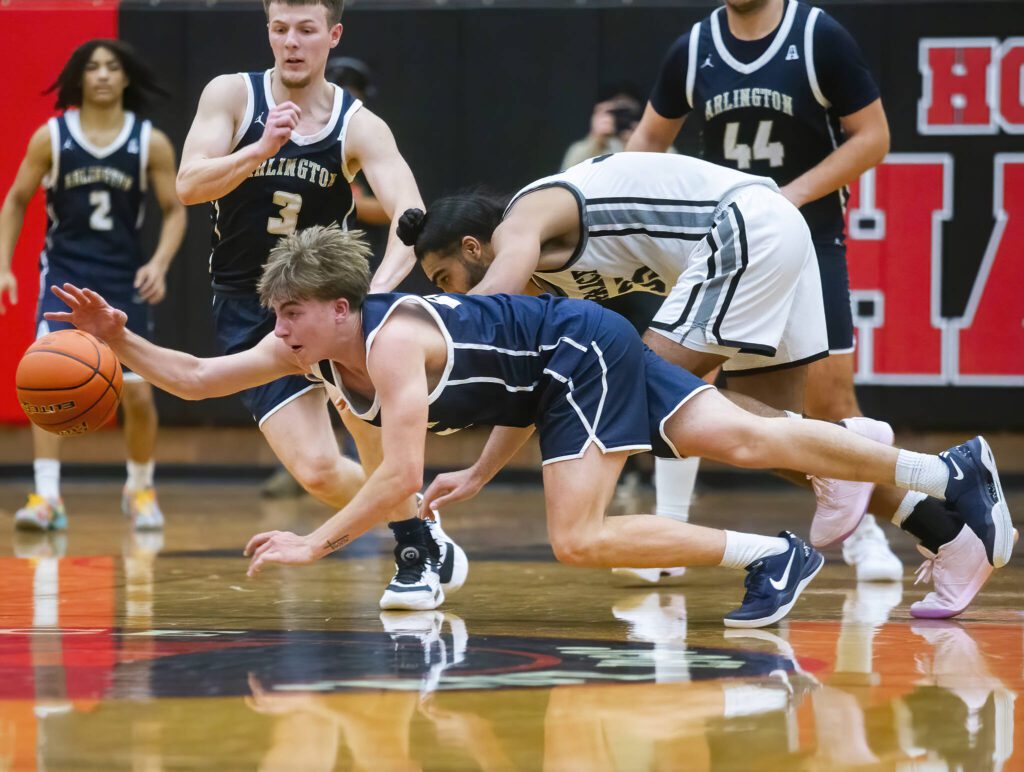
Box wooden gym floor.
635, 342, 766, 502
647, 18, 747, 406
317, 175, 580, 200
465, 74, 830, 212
0, 479, 1021, 770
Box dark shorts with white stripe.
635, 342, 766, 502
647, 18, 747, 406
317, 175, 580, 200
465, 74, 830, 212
537, 308, 710, 463
211, 290, 322, 426
814, 239, 855, 353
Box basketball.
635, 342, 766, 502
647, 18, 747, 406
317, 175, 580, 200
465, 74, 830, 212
15, 329, 123, 437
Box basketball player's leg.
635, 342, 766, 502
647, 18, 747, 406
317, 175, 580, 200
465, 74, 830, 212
16, 291, 71, 530
805, 353, 859, 419
211, 290, 365, 509
804, 241, 861, 421
15, 425, 67, 531
804, 238, 900, 578
543, 445, 821, 627
543, 446, 725, 568
120, 379, 164, 529
260, 390, 365, 509
335, 406, 469, 610
661, 386, 1015, 571
541, 320, 821, 627
599, 293, 713, 582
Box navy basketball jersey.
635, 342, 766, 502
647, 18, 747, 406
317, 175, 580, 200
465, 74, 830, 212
210, 71, 361, 293
42, 110, 148, 276
686, 1, 844, 240
312, 293, 607, 434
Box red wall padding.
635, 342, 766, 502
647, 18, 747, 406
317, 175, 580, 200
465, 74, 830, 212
0, 2, 119, 423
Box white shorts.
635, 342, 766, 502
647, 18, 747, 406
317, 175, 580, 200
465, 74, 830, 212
648, 185, 828, 375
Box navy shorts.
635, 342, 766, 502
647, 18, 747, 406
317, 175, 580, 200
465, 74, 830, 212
211, 291, 322, 426
536, 309, 710, 463
643, 350, 716, 458
815, 239, 855, 353
37, 263, 153, 379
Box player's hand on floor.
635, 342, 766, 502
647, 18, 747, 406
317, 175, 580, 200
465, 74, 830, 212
45, 284, 128, 341
0, 270, 17, 313
134, 261, 168, 304
244, 530, 318, 577
421, 468, 485, 513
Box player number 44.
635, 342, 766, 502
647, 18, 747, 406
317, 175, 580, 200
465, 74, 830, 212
267, 191, 303, 236
724, 120, 784, 170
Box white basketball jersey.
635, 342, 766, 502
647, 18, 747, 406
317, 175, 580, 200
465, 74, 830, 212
509, 152, 778, 301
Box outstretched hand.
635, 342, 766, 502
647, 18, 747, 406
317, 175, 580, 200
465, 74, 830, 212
44, 284, 127, 341
421, 467, 485, 514
244, 530, 318, 577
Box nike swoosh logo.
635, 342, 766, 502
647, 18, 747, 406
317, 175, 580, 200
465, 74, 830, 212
769, 550, 796, 591
941, 452, 965, 481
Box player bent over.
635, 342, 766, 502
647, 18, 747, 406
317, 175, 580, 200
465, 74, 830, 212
46, 225, 1014, 625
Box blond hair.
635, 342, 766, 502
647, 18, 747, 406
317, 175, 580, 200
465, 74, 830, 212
258, 224, 371, 309
263, 0, 344, 26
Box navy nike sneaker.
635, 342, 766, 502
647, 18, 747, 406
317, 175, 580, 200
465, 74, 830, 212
940, 436, 1014, 568
724, 532, 824, 629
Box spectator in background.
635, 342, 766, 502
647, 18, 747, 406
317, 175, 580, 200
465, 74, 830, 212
560, 90, 643, 171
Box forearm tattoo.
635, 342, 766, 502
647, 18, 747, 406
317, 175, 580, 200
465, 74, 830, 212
324, 534, 350, 553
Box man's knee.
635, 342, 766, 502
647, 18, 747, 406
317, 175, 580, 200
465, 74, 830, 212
805, 354, 860, 420
121, 383, 156, 417
549, 525, 606, 567
696, 419, 770, 469
290, 452, 355, 496
805, 383, 860, 422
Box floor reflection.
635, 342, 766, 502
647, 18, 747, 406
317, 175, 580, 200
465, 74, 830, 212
0, 493, 1019, 769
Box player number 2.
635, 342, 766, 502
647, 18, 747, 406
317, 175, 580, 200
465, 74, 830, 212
267, 191, 303, 235
723, 121, 784, 170
88, 190, 114, 231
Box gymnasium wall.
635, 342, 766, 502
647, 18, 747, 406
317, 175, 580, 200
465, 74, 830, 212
1, 0, 1020, 430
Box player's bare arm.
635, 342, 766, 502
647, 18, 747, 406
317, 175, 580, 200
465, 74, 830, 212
176, 74, 301, 205
44, 283, 301, 400
245, 315, 432, 574
135, 129, 187, 304
625, 103, 687, 153
469, 187, 579, 295
344, 108, 425, 293
0, 124, 52, 312
780, 98, 890, 209
421, 425, 536, 513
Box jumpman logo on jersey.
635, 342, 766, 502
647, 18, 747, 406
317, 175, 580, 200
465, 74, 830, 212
63, 139, 73, 151
786, 44, 800, 61
128, 139, 139, 155
254, 112, 266, 127
701, 53, 715, 69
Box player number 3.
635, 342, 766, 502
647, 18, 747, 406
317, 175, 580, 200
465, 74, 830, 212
267, 191, 304, 235
724, 120, 784, 170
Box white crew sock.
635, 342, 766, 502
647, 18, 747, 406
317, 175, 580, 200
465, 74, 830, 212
34, 459, 61, 501
894, 450, 949, 499
719, 531, 789, 570
126, 460, 155, 491
891, 491, 928, 527
654, 456, 699, 521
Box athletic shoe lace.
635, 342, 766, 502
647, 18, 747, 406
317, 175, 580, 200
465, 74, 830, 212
741, 561, 770, 602
914, 555, 936, 587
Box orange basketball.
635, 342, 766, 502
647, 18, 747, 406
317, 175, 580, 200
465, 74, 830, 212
16, 329, 123, 436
